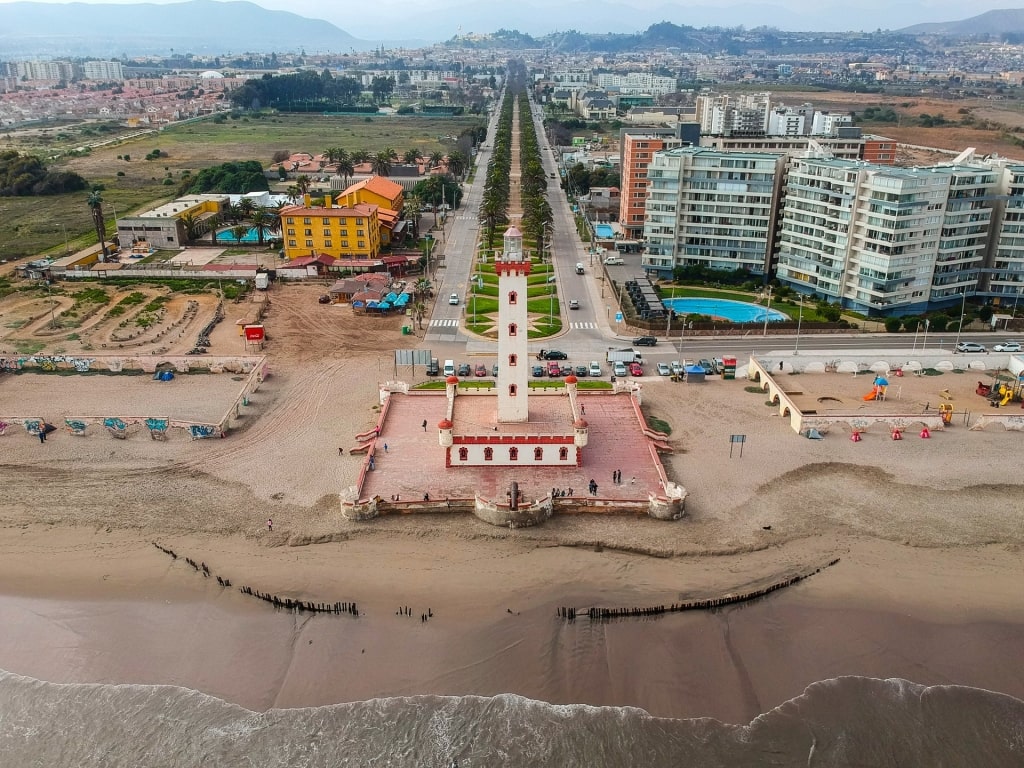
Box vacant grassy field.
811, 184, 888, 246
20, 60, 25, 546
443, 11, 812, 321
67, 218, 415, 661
0, 113, 484, 261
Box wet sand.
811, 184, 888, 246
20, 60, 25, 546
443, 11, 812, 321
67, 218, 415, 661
1, 527, 1021, 723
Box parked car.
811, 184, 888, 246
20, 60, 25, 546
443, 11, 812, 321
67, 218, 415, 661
449, 293, 460, 305
993, 341, 1022, 352
613, 362, 628, 377
532, 365, 545, 377
492, 364, 499, 377
604, 256, 624, 266
633, 336, 658, 347
670, 360, 684, 376
575, 365, 589, 377
474, 363, 487, 377
698, 359, 715, 375
657, 362, 671, 376
548, 362, 565, 377
568, 299, 580, 310
629, 362, 644, 377
537, 349, 568, 360
956, 342, 987, 353
458, 363, 471, 376
426, 358, 440, 376
589, 361, 603, 377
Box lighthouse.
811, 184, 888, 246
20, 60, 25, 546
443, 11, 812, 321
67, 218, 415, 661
495, 225, 530, 422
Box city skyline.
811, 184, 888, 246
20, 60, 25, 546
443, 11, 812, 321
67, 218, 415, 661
1, 0, 1023, 41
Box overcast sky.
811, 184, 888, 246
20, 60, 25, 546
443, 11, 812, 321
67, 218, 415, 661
1, 0, 1021, 40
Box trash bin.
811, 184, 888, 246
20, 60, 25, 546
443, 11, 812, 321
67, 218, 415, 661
402, 325, 411, 335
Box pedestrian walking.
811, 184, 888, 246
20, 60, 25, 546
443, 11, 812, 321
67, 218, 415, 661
422, 419, 428, 431
38, 430, 46, 444
384, 442, 389, 453
338, 447, 343, 455
267, 518, 273, 531
580, 404, 585, 415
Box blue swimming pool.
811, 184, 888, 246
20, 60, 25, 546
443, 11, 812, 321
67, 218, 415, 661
216, 227, 262, 243
664, 297, 789, 323
594, 224, 614, 238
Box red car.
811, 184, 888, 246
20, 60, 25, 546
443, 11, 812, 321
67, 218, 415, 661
474, 363, 488, 377
628, 362, 643, 377
548, 362, 563, 376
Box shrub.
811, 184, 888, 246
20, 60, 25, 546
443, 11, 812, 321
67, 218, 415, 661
884, 317, 903, 333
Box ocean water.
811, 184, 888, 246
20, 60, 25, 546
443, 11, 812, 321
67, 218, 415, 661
1, 671, 1021, 767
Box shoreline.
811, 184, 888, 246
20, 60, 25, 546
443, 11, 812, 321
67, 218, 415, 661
1, 525, 1022, 723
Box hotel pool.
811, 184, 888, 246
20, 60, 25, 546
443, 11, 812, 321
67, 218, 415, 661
664, 297, 789, 323
594, 223, 614, 238
216, 227, 262, 243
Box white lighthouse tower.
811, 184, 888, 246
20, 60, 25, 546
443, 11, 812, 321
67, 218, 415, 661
495, 225, 530, 422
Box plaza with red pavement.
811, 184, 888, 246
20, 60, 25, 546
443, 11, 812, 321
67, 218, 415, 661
359, 389, 668, 505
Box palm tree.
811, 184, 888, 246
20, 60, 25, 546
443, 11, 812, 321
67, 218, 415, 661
403, 148, 422, 165
294, 175, 312, 195
372, 151, 392, 177
87, 190, 109, 260
179, 211, 200, 244
252, 209, 269, 246
428, 151, 444, 169
237, 197, 256, 220
446, 150, 468, 179
336, 156, 355, 189
285, 186, 301, 205
231, 224, 249, 246
350, 149, 371, 165
413, 300, 427, 330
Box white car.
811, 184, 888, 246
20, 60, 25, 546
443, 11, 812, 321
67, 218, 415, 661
956, 341, 986, 353
589, 361, 602, 377
657, 362, 671, 376
670, 360, 684, 375
449, 293, 459, 305
993, 341, 1022, 352
613, 362, 627, 377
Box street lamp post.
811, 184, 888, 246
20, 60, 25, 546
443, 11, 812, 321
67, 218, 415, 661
953, 289, 968, 351
921, 319, 930, 351
762, 286, 772, 337
794, 295, 804, 354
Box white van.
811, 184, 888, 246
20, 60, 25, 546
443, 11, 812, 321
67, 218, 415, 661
443, 360, 455, 377
603, 255, 624, 266
575, 263, 585, 274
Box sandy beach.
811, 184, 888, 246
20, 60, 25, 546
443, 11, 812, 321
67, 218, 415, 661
2, 283, 1024, 724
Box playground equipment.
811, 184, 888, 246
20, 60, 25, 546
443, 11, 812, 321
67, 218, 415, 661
920, 427, 931, 439
863, 375, 889, 401
938, 403, 953, 425
891, 426, 903, 440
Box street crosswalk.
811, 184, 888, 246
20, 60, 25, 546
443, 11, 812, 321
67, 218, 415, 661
569, 322, 597, 329
429, 318, 460, 327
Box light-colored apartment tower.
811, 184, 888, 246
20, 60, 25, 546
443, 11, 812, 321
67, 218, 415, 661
987, 163, 1024, 310
776, 158, 994, 315
642, 147, 786, 278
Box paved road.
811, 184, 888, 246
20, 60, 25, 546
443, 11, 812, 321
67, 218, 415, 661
424, 104, 503, 343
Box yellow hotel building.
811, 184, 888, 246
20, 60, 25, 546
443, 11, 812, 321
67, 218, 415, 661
280, 200, 382, 261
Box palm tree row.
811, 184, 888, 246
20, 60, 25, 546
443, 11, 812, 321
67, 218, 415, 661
516, 94, 554, 254
479, 87, 515, 249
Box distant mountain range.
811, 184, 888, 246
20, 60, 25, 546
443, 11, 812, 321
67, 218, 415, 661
899, 9, 1024, 35
2, 2, 1024, 59
0, 0, 380, 57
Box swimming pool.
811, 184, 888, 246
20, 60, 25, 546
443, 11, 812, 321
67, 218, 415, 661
216, 227, 266, 243
594, 223, 614, 238
664, 297, 789, 323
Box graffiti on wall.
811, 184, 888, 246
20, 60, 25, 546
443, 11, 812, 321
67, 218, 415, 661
189, 425, 219, 440
65, 419, 88, 435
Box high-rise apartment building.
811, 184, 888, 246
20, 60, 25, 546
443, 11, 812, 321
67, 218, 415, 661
641, 147, 786, 277
775, 158, 995, 315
